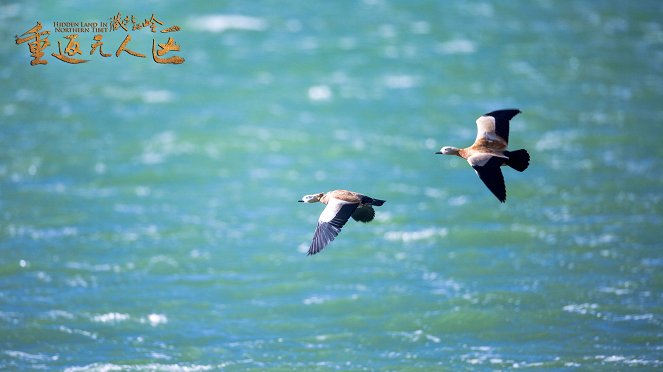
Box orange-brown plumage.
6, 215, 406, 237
436, 109, 529, 202
298, 190, 385, 255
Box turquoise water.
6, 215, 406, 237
2, 1, 663, 370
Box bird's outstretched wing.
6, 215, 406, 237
308, 199, 359, 255
468, 154, 507, 203
475, 109, 521, 145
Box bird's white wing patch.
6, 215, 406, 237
467, 153, 496, 167
475, 115, 496, 142
319, 198, 354, 223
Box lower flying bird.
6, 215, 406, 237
435, 109, 530, 202
298, 190, 385, 255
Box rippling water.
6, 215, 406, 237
2, 1, 663, 370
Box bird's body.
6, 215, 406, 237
299, 190, 385, 255
436, 109, 530, 202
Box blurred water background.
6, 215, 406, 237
1, 1, 663, 370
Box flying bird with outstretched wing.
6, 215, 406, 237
298, 190, 385, 255
435, 109, 530, 202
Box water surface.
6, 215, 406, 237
1, 1, 662, 370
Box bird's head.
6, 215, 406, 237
298, 193, 324, 203
435, 146, 460, 156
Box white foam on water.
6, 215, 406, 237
391, 329, 441, 344
307, 85, 333, 102
596, 355, 662, 367
598, 286, 632, 296
65, 275, 95, 288
436, 39, 476, 54
534, 130, 580, 152
384, 227, 448, 243
448, 195, 469, 206
143, 313, 168, 327
296, 242, 309, 254
6, 224, 78, 240
562, 303, 599, 315
461, 345, 503, 366
92, 312, 130, 323
44, 310, 74, 320
65, 363, 215, 372
147, 255, 180, 270
140, 131, 194, 165
4, 350, 58, 363
411, 20, 430, 35
58, 325, 98, 340
188, 15, 267, 33
573, 233, 618, 248
0, 311, 22, 324
510, 61, 546, 83
149, 352, 172, 360
423, 187, 446, 199
383, 74, 419, 89
141, 90, 175, 104
0, 3, 20, 20
90, 312, 168, 327
302, 295, 327, 305
612, 313, 655, 322
66, 262, 123, 273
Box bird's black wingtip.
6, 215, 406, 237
483, 108, 522, 117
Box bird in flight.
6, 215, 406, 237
435, 109, 530, 202
299, 190, 385, 255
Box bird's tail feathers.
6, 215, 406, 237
505, 149, 530, 172
369, 198, 385, 206
352, 205, 375, 223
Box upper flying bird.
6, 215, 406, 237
435, 109, 530, 202
298, 189, 385, 255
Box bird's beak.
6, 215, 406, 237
435, 151, 443, 154
297, 200, 304, 202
